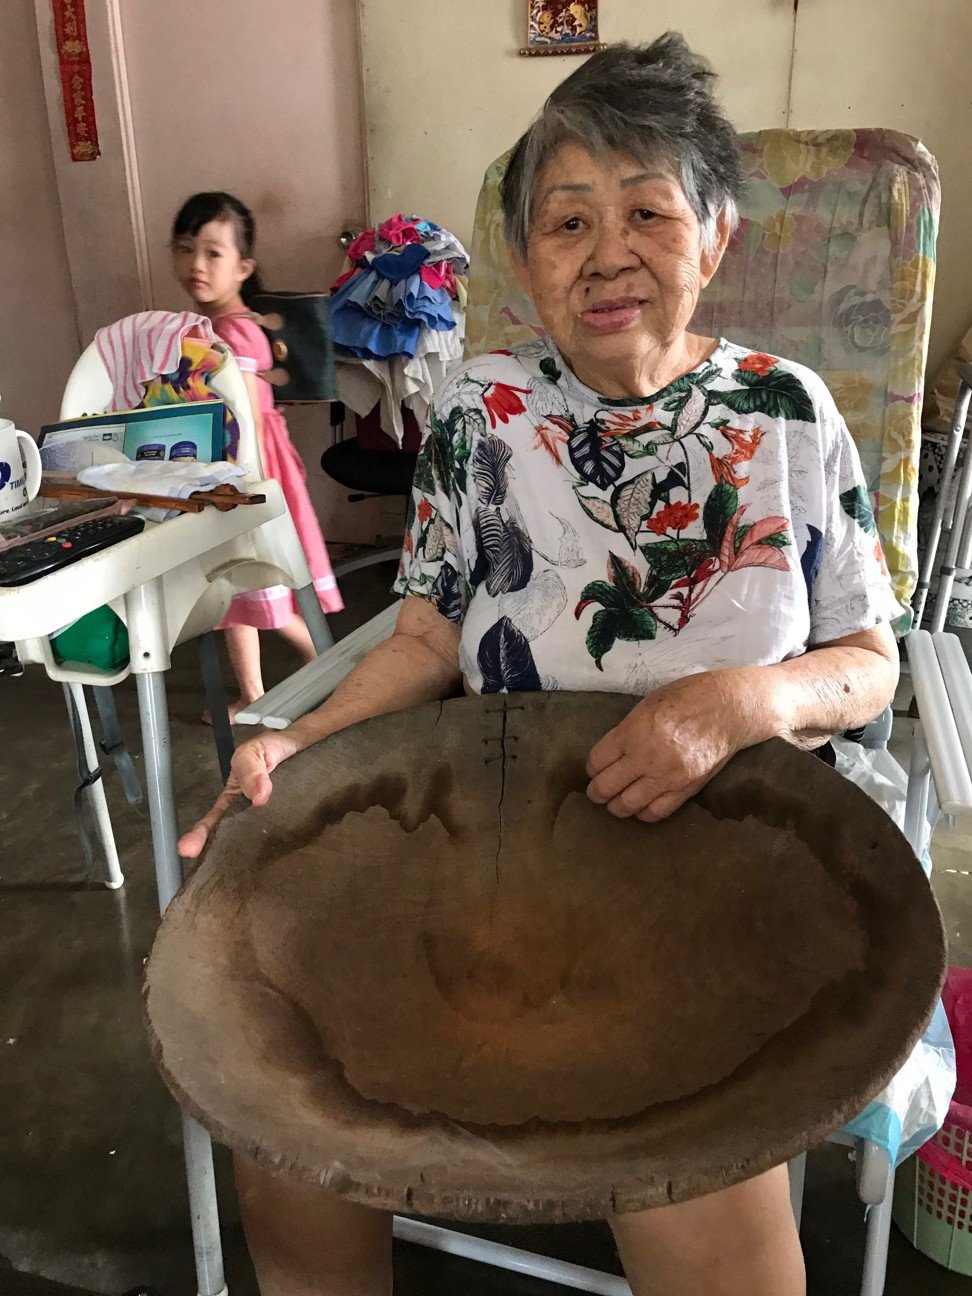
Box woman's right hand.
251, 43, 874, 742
177, 598, 464, 860
177, 730, 300, 859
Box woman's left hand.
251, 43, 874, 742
586, 670, 761, 822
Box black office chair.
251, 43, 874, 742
321, 400, 418, 501
320, 401, 418, 576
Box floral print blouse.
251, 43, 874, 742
393, 338, 901, 696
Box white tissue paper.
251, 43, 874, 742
77, 461, 246, 521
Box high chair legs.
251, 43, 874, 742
198, 631, 234, 782
135, 667, 227, 1296
182, 1114, 229, 1296
294, 581, 334, 654
63, 682, 124, 889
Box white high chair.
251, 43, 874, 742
52, 327, 335, 804
2, 316, 337, 1296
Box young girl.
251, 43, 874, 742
170, 192, 342, 719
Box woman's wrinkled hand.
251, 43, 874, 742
177, 730, 301, 860
586, 670, 764, 822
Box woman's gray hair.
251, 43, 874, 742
501, 33, 744, 260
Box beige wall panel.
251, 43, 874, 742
360, 0, 795, 251
789, 0, 972, 374
120, 0, 368, 305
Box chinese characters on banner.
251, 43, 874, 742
522, 0, 605, 56
51, 0, 100, 162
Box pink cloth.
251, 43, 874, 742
378, 213, 422, 247
94, 310, 215, 411
213, 314, 343, 627
345, 228, 376, 262
419, 261, 457, 296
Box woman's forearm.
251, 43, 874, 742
738, 627, 899, 752
285, 605, 463, 755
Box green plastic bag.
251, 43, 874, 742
51, 606, 130, 672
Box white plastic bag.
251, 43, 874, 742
830, 738, 955, 1162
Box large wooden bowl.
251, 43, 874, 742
145, 693, 945, 1222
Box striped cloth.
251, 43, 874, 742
94, 310, 216, 411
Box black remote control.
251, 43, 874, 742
0, 515, 147, 587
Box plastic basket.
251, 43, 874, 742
893, 1104, 972, 1275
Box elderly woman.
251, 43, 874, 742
180, 33, 900, 1296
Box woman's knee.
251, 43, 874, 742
234, 1154, 393, 1296
609, 1167, 804, 1296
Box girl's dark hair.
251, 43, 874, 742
171, 191, 266, 306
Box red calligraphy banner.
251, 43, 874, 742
51, 0, 100, 162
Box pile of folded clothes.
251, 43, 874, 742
330, 213, 467, 359
329, 214, 468, 446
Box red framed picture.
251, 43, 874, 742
522, 0, 605, 56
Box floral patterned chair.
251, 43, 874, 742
466, 129, 940, 626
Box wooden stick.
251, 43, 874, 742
190, 484, 267, 511
41, 479, 204, 512
39, 478, 266, 513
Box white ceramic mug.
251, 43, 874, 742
0, 419, 42, 522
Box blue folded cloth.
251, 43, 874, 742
332, 318, 423, 360
330, 266, 456, 358
392, 276, 455, 330
371, 245, 430, 283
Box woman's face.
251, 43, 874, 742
171, 218, 254, 310
513, 143, 728, 382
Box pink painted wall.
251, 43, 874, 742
0, 0, 81, 436
119, 0, 367, 305
119, 0, 378, 543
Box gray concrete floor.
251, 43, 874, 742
1, 561, 971, 1295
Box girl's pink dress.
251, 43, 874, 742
214, 314, 343, 628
